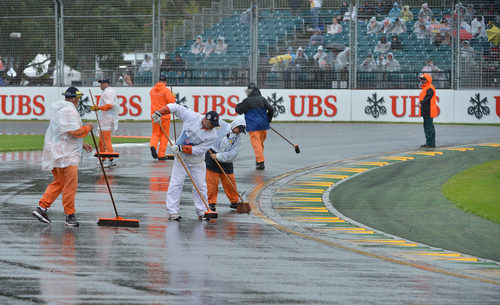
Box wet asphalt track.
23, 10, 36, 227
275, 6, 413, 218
1, 121, 500, 304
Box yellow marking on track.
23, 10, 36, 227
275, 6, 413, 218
295, 217, 341, 220
443, 148, 475, 151
436, 257, 478, 262
328, 168, 369, 173
355, 161, 389, 166
293, 181, 334, 187
276, 207, 329, 211
479, 143, 500, 147
354, 239, 407, 243
275, 197, 323, 202
381, 156, 414, 161
279, 188, 325, 194
296, 219, 346, 223
276, 208, 329, 213
307, 174, 350, 179
411, 253, 462, 257
408, 151, 443, 156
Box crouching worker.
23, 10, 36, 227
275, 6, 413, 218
32, 87, 94, 227
205, 117, 246, 211
152, 104, 219, 221
90, 79, 119, 168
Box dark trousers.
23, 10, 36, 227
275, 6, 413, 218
423, 117, 435, 146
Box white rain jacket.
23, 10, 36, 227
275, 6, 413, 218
211, 116, 245, 163
169, 104, 217, 165
98, 86, 119, 131
42, 100, 84, 171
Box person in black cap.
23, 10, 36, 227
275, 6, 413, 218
152, 104, 218, 221
235, 82, 274, 170
91, 79, 119, 167
32, 87, 94, 227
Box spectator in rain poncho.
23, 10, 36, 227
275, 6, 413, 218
294, 47, 309, 70
388, 18, 407, 34
313, 45, 330, 70
383, 52, 400, 72
461, 41, 476, 64
139, 54, 153, 72
214, 37, 228, 55
388, 2, 401, 22
359, 53, 377, 72
413, 17, 427, 33
190, 36, 205, 55
327, 17, 342, 35
416, 23, 431, 39
400, 5, 413, 22
367, 17, 383, 34
203, 38, 216, 57
335, 47, 350, 71
421, 59, 445, 88
374, 36, 391, 53
418, 3, 433, 23
382, 18, 393, 33
471, 16, 487, 39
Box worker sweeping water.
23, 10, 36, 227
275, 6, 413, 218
205, 116, 246, 211
152, 104, 219, 221
32, 87, 94, 227
90, 79, 119, 168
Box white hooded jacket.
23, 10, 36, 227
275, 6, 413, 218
211, 116, 246, 163
42, 100, 84, 171
97, 86, 119, 131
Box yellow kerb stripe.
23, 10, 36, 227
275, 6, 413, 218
381, 156, 414, 161
479, 143, 500, 147
279, 188, 325, 193
327, 168, 369, 173
294, 181, 334, 187
408, 151, 443, 156
443, 148, 474, 151
275, 197, 323, 202
355, 161, 389, 166
307, 174, 350, 179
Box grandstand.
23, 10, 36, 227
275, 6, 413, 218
0, 0, 498, 89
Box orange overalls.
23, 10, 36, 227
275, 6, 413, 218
150, 82, 175, 158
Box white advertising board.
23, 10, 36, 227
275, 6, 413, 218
0, 86, 499, 124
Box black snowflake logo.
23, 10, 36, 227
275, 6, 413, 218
77, 96, 92, 117
175, 92, 188, 108
266, 92, 285, 118
365, 93, 387, 119
467, 93, 490, 119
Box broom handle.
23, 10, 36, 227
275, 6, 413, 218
88, 89, 108, 152
270, 126, 295, 147
158, 123, 210, 210
90, 129, 120, 218
212, 155, 244, 202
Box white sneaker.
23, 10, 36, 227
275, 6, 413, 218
109, 159, 117, 167
168, 213, 182, 221
102, 160, 110, 168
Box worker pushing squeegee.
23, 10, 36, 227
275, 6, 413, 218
152, 103, 219, 221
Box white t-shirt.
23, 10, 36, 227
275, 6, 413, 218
42, 100, 83, 171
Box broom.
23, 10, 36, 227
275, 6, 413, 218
90, 129, 139, 227
158, 123, 218, 223
211, 155, 251, 214
89, 89, 120, 159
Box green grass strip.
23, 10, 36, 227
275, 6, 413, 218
442, 160, 500, 224
0, 134, 149, 152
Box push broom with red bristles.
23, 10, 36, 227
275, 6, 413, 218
89, 89, 120, 160
212, 156, 251, 214
90, 129, 139, 227
158, 123, 218, 223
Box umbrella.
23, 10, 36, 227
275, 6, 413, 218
325, 43, 346, 52
268, 54, 292, 64
452, 29, 473, 40
51, 64, 81, 86
486, 25, 500, 46
23, 54, 50, 78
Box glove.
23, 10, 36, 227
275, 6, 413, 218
152, 110, 162, 123
171, 145, 181, 154
90, 105, 99, 111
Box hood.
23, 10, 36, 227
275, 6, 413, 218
230, 116, 246, 132
420, 73, 433, 83
52, 99, 75, 112
151, 82, 166, 92
403, 5, 410, 11
370, 17, 377, 22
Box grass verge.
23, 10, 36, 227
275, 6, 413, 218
442, 160, 500, 224
0, 134, 149, 152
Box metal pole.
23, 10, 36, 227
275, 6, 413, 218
249, 0, 258, 85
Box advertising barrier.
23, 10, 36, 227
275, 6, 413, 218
0, 87, 499, 123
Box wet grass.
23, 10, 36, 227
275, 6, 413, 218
442, 160, 500, 224
0, 134, 149, 152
